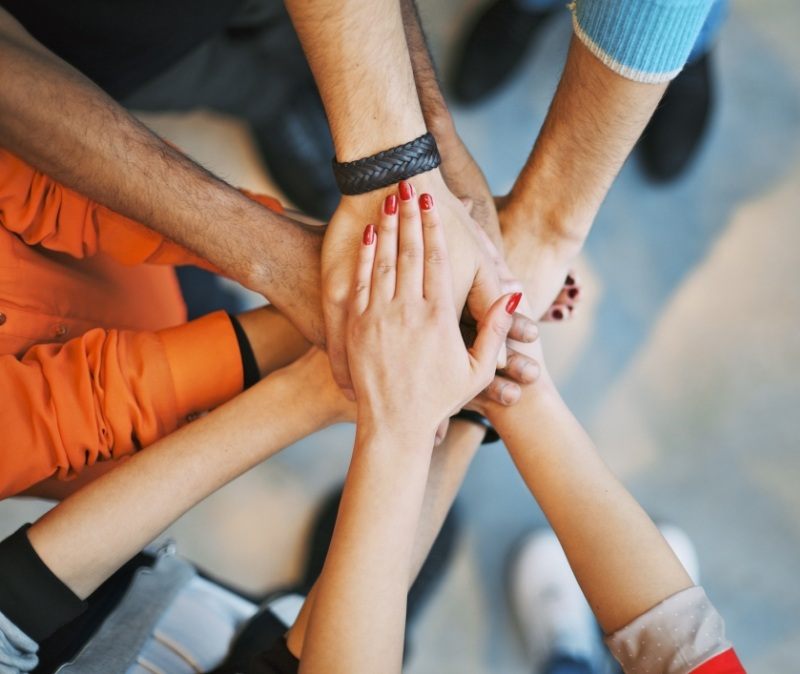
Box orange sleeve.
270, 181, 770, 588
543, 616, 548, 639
0, 149, 284, 270
0, 311, 243, 498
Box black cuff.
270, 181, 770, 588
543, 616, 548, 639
452, 410, 500, 444
0, 525, 87, 641
228, 313, 260, 390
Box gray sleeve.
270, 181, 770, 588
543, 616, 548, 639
604, 586, 731, 674
0, 610, 38, 674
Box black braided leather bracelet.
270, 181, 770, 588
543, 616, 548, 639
331, 132, 442, 195
452, 410, 501, 445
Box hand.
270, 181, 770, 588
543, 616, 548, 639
321, 171, 503, 398
345, 187, 517, 437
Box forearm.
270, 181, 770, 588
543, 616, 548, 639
0, 9, 325, 343
300, 425, 434, 674
287, 418, 482, 659
487, 380, 692, 634
505, 35, 666, 245
27, 368, 337, 600
399, 0, 501, 244
285, 0, 424, 162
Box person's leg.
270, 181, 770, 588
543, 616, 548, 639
450, 0, 562, 104
122, 0, 338, 219
638, 0, 728, 181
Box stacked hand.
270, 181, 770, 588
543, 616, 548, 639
322, 171, 506, 401
344, 186, 520, 437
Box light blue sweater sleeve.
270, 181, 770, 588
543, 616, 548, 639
0, 611, 38, 674
569, 0, 715, 83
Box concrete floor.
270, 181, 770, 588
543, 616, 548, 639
1, 0, 798, 671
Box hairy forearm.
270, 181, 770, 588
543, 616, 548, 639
487, 382, 692, 633
0, 10, 325, 342
300, 425, 433, 674
399, 0, 501, 243
27, 368, 336, 600
506, 35, 667, 244
285, 0, 425, 161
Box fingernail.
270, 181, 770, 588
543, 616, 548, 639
506, 292, 522, 314
363, 223, 375, 245
552, 308, 564, 320
568, 287, 579, 299
399, 180, 413, 201
384, 194, 398, 215
419, 193, 433, 210
524, 323, 539, 342
565, 274, 575, 286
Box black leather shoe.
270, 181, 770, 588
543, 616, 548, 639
638, 52, 715, 183
252, 83, 339, 220
451, 0, 557, 105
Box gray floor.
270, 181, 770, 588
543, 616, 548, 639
1, 0, 798, 671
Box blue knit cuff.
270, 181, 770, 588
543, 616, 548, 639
569, 0, 714, 83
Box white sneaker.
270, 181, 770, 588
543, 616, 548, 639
507, 529, 602, 673
507, 524, 700, 673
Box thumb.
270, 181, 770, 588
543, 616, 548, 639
470, 292, 521, 376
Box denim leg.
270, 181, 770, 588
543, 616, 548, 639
687, 0, 728, 63
514, 0, 563, 12
543, 653, 596, 674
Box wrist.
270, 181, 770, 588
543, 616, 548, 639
356, 411, 437, 452
502, 193, 590, 253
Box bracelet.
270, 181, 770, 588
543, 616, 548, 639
331, 132, 442, 195
452, 410, 500, 445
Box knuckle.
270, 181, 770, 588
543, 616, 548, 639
399, 244, 422, 260
375, 261, 395, 275
425, 247, 447, 264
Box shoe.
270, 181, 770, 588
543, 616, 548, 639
451, 0, 557, 105
299, 485, 461, 660
252, 82, 340, 220
507, 525, 700, 672
507, 529, 604, 673
638, 52, 715, 182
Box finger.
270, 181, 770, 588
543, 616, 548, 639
470, 292, 520, 378
396, 183, 425, 298
352, 224, 377, 315
507, 313, 539, 343
469, 251, 508, 368
420, 192, 453, 305
483, 376, 521, 406
501, 347, 541, 385
372, 191, 400, 301
542, 303, 570, 322
322, 290, 355, 399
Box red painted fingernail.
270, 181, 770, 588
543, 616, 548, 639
552, 308, 564, 320
568, 287, 579, 299
363, 223, 375, 245
419, 193, 433, 210
565, 274, 575, 286
506, 292, 522, 314
384, 194, 398, 215
399, 180, 413, 201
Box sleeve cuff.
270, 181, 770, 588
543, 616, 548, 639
605, 586, 732, 674
0, 526, 87, 642
157, 311, 244, 420
570, 0, 714, 83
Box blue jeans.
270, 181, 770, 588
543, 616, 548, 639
544, 654, 595, 674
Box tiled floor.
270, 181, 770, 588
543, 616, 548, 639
1, 1, 798, 671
